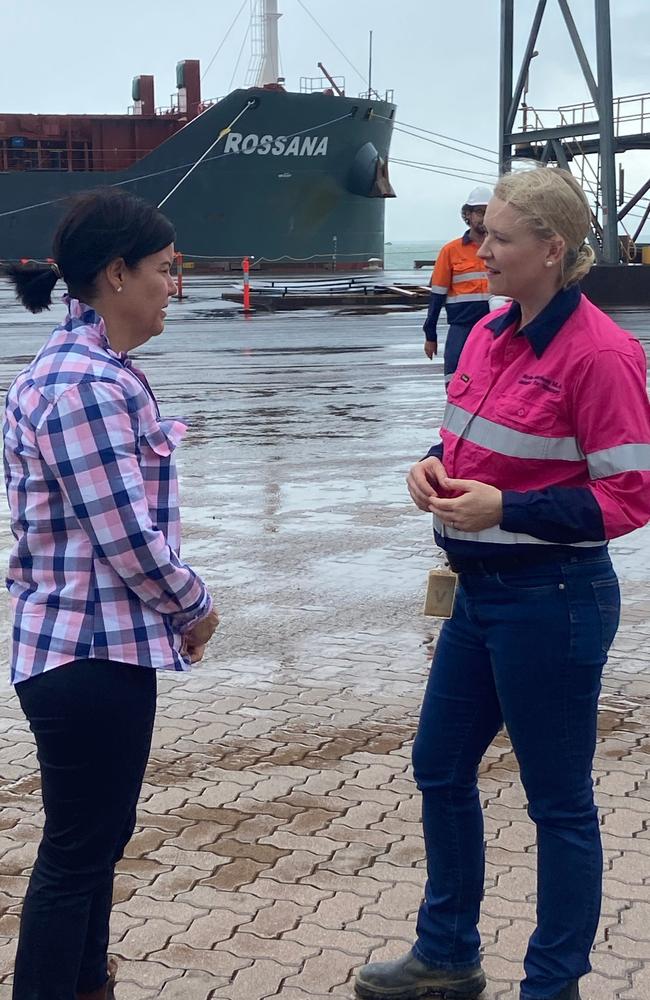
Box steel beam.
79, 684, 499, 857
506, 0, 547, 134
551, 140, 602, 259
507, 120, 601, 144
618, 177, 650, 221
499, 0, 514, 173
557, 0, 599, 106
595, 0, 619, 263
632, 199, 650, 243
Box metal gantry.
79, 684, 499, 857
499, 0, 650, 264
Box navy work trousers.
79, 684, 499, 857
411, 552, 620, 999
13, 659, 157, 1000
443, 323, 473, 385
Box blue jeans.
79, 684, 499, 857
13, 659, 157, 1000
411, 553, 620, 999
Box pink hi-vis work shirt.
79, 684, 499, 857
427, 285, 650, 556
4, 298, 212, 684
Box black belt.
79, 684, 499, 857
446, 546, 606, 576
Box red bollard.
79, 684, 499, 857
175, 252, 184, 301
242, 256, 253, 313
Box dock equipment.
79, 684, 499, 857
498, 1, 650, 272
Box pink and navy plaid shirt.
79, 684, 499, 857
4, 297, 211, 684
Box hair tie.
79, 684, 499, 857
50, 262, 61, 279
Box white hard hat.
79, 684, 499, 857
464, 185, 493, 207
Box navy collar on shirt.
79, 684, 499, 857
485, 283, 582, 358
461, 230, 472, 245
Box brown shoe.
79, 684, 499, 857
77, 957, 118, 1000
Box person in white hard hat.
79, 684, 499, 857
423, 185, 493, 387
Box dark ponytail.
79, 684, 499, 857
2, 188, 175, 314
1, 263, 61, 314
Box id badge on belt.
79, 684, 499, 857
423, 567, 458, 619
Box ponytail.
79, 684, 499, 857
562, 242, 596, 288
2, 262, 61, 314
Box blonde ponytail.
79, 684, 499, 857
562, 242, 596, 287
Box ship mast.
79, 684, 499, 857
253, 0, 282, 87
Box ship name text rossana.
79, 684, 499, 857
223, 133, 329, 156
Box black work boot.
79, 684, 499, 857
522, 981, 580, 1000
77, 957, 118, 1000
354, 950, 486, 999
539, 982, 580, 1000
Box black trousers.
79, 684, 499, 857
13, 659, 157, 1000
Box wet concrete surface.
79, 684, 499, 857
0, 280, 649, 998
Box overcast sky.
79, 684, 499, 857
3, 0, 649, 241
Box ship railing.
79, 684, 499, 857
126, 96, 219, 117
154, 94, 182, 117
359, 88, 394, 104
300, 75, 346, 95
197, 98, 221, 113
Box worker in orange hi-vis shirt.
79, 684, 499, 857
423, 186, 492, 387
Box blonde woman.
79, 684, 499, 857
356, 169, 650, 1000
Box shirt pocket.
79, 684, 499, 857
451, 255, 483, 276
494, 394, 560, 435
137, 418, 187, 533
446, 373, 474, 402
139, 417, 188, 458
451, 257, 486, 289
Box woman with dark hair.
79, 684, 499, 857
3, 188, 219, 1000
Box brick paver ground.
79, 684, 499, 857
0, 603, 649, 999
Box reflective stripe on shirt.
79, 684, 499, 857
443, 403, 585, 462
587, 443, 650, 479
432, 514, 604, 548
449, 292, 491, 304
452, 271, 486, 284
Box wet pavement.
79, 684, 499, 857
0, 279, 649, 998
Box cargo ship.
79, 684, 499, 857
0, 1, 396, 271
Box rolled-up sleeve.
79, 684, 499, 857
35, 378, 211, 629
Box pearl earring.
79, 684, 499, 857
116, 286, 123, 293
545, 260, 553, 267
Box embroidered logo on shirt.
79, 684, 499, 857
518, 373, 561, 394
